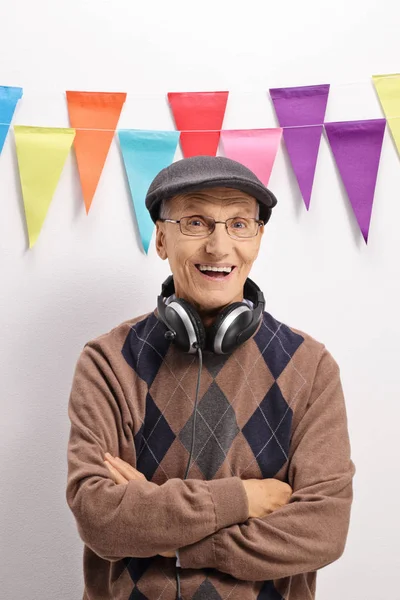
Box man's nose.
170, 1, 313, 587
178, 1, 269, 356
204, 222, 231, 256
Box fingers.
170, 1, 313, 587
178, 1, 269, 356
104, 460, 129, 485
159, 550, 177, 558
104, 453, 147, 481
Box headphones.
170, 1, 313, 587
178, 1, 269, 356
157, 275, 265, 355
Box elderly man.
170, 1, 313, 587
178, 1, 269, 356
66, 156, 354, 600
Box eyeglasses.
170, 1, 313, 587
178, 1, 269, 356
159, 215, 264, 239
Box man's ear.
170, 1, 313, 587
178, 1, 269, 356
252, 223, 264, 261
155, 221, 167, 260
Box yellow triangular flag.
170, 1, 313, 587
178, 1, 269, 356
372, 73, 400, 158
14, 126, 76, 248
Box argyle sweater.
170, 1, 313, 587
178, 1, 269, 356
66, 308, 355, 600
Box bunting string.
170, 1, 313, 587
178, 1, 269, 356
2, 76, 399, 97
2, 120, 400, 131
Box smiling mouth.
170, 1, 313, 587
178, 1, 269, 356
195, 265, 236, 279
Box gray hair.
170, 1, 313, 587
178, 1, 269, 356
158, 197, 260, 221
159, 197, 171, 220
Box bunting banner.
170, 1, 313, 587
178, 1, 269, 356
14, 126, 76, 248
324, 119, 386, 243
118, 130, 180, 253
0, 86, 23, 154
270, 85, 330, 209
168, 91, 228, 157
372, 74, 400, 159
0, 80, 398, 250
220, 129, 282, 186
66, 91, 127, 213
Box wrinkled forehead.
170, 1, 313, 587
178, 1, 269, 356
169, 187, 258, 214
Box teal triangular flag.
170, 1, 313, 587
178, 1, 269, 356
118, 130, 180, 253
0, 86, 23, 153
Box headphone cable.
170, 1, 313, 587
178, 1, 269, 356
175, 344, 203, 599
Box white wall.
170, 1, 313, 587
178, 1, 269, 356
1, 1, 399, 598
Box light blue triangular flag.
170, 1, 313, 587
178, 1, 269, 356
118, 130, 180, 253
0, 86, 23, 154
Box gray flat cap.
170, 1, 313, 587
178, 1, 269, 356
145, 155, 278, 224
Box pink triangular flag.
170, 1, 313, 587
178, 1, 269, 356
324, 119, 386, 243
270, 85, 330, 209
220, 129, 282, 186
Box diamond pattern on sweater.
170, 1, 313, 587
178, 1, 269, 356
134, 560, 179, 598
122, 313, 170, 387
149, 346, 213, 436
128, 587, 148, 600
178, 381, 240, 478
257, 580, 284, 599
202, 350, 230, 378
134, 391, 176, 480
242, 382, 292, 478
192, 579, 223, 599
125, 311, 305, 484
123, 556, 152, 584
255, 313, 304, 380
122, 311, 305, 599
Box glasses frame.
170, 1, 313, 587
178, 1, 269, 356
159, 214, 264, 239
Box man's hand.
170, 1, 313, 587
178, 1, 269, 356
158, 549, 176, 558
103, 453, 146, 484
103, 453, 175, 559
242, 478, 292, 518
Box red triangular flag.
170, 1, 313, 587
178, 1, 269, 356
168, 91, 228, 157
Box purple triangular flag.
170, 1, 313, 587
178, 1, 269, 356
269, 84, 330, 126
270, 85, 330, 209
281, 126, 323, 210
324, 119, 386, 243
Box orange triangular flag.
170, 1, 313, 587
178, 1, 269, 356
66, 91, 126, 213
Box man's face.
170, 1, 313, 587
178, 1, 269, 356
155, 187, 264, 316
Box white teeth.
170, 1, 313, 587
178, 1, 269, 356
198, 265, 233, 273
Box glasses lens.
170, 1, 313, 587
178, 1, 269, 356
227, 217, 259, 238
180, 215, 213, 236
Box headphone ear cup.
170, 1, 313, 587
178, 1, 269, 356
207, 302, 252, 354
167, 298, 206, 352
